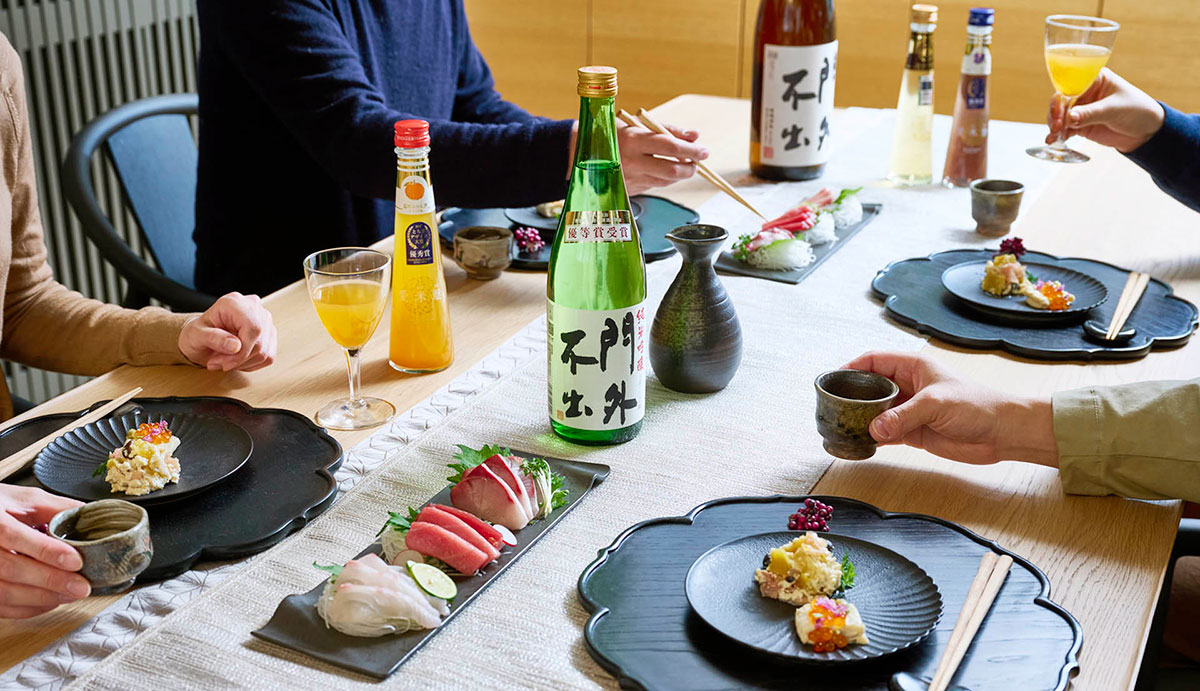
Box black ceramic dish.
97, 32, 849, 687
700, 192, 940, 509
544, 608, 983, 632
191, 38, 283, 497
439, 194, 698, 269
578, 496, 1080, 691
873, 249, 1198, 361
252, 451, 610, 680
940, 260, 1107, 323
5, 397, 342, 581
34, 411, 253, 505
713, 203, 882, 285
686, 532, 941, 663
504, 198, 644, 231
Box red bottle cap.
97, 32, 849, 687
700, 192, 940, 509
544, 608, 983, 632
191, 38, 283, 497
394, 119, 430, 148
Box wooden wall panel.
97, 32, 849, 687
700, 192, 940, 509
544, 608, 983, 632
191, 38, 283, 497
591, 0, 746, 114
462, 0, 587, 120
1103, 0, 1200, 115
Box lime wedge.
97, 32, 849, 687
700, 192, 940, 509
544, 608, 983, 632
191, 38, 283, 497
407, 560, 457, 600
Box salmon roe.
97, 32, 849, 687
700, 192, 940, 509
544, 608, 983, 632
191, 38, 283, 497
807, 596, 850, 652
128, 421, 172, 444
1036, 281, 1075, 311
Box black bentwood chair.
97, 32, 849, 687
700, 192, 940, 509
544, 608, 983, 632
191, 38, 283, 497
62, 93, 215, 312
1136, 517, 1200, 691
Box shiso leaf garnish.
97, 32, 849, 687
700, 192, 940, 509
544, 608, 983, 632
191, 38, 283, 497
838, 553, 856, 593
446, 443, 511, 484
313, 561, 343, 583
377, 506, 420, 537
833, 187, 862, 205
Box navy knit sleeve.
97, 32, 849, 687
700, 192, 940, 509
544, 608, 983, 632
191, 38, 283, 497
1125, 103, 1200, 214
201, 0, 571, 208
451, 1, 538, 126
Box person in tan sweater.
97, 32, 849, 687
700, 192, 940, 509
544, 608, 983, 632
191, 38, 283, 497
0, 34, 276, 618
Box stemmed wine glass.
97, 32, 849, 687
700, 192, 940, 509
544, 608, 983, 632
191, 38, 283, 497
303, 247, 394, 430
1026, 14, 1119, 163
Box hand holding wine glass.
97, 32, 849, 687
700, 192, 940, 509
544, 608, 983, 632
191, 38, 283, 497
1044, 68, 1165, 153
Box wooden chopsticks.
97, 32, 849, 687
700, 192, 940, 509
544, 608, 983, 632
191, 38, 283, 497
0, 387, 142, 481
617, 107, 767, 221
927, 552, 1013, 691
1106, 271, 1150, 340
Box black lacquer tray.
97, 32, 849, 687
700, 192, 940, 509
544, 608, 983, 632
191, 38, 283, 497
438, 194, 699, 269
252, 450, 610, 680
714, 203, 882, 284
4, 397, 342, 581
874, 249, 1198, 361
578, 496, 1081, 691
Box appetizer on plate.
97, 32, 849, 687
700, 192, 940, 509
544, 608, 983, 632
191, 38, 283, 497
980, 238, 1075, 311
755, 531, 846, 605
315, 553, 451, 637
536, 200, 564, 219
95, 421, 181, 496
731, 187, 863, 270
795, 596, 869, 652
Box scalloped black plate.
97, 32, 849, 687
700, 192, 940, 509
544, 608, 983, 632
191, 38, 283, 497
873, 249, 1198, 361
578, 496, 1080, 691
34, 412, 253, 505
941, 261, 1108, 322
3, 397, 342, 582
686, 532, 941, 663
439, 194, 698, 269
504, 197, 644, 231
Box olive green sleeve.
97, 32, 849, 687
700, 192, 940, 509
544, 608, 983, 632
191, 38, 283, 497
1053, 379, 1200, 502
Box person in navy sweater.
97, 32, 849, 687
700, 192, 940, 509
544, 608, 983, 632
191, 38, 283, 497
194, 0, 709, 296
1046, 68, 1200, 212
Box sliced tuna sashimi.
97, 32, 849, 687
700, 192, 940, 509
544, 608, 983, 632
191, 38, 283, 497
482, 454, 535, 519
404, 521, 491, 575
434, 504, 506, 548
450, 465, 531, 530
417, 505, 500, 560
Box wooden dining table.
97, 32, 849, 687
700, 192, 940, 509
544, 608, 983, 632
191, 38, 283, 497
2, 94, 1198, 690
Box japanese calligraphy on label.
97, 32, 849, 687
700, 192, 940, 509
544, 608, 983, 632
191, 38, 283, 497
547, 299, 646, 431
759, 41, 838, 168
562, 210, 634, 244
395, 175, 435, 216
405, 221, 434, 265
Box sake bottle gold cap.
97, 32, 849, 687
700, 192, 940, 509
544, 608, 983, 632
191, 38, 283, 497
578, 66, 618, 98
911, 4, 938, 23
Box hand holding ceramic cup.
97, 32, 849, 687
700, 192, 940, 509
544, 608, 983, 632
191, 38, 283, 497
49, 499, 152, 595
815, 370, 900, 460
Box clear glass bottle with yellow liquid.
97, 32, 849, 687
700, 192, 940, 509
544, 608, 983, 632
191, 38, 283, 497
389, 119, 454, 373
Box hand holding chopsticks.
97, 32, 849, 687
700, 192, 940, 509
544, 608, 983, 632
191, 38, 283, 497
0, 387, 142, 481
618, 108, 767, 221
926, 552, 1013, 691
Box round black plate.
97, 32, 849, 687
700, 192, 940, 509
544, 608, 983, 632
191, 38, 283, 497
505, 198, 644, 232
941, 261, 1107, 322
34, 411, 253, 505
685, 531, 941, 664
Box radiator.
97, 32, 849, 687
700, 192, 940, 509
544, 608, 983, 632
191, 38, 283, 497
0, 0, 198, 406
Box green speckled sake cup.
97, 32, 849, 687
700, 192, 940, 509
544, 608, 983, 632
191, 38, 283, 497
814, 370, 900, 460
49, 499, 152, 595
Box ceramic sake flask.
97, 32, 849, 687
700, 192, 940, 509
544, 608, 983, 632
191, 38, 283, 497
650, 224, 742, 393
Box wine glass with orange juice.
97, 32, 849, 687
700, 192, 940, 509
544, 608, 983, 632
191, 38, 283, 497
303, 247, 395, 430
1026, 15, 1119, 163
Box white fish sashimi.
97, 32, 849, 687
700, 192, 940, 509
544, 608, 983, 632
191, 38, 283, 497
316, 555, 447, 637
806, 213, 837, 246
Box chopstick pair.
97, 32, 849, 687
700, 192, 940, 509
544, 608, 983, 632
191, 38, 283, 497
616, 107, 767, 221
927, 552, 1013, 691
1106, 271, 1151, 340
0, 387, 142, 481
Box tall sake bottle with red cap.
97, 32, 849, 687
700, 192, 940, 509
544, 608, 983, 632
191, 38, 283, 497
546, 66, 647, 445
389, 119, 454, 373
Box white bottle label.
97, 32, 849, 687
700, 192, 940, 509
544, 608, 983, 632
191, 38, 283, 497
918, 74, 934, 106
547, 300, 646, 431
562, 210, 635, 243
759, 41, 838, 167
395, 174, 435, 216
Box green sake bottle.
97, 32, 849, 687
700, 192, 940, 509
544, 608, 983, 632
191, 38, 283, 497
546, 66, 647, 445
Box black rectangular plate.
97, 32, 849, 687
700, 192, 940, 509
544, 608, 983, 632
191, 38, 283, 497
714, 203, 882, 284
251, 451, 610, 679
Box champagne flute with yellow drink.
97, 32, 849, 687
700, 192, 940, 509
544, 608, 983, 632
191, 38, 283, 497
303, 247, 395, 430
1027, 15, 1118, 163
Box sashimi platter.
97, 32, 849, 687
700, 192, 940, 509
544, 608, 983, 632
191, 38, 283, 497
253, 444, 610, 678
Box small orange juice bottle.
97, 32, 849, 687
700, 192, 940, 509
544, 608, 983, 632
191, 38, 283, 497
388, 120, 453, 373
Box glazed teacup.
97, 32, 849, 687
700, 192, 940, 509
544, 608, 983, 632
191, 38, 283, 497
814, 370, 900, 460
49, 499, 152, 595
452, 226, 512, 280
970, 179, 1025, 237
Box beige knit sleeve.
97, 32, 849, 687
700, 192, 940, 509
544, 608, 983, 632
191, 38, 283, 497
0, 44, 193, 375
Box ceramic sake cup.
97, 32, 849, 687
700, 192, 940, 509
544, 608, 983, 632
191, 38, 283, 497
814, 370, 900, 460
453, 226, 512, 280
970, 179, 1025, 237
49, 499, 152, 595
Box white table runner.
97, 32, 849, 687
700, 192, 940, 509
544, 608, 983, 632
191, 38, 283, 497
2, 108, 1058, 690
